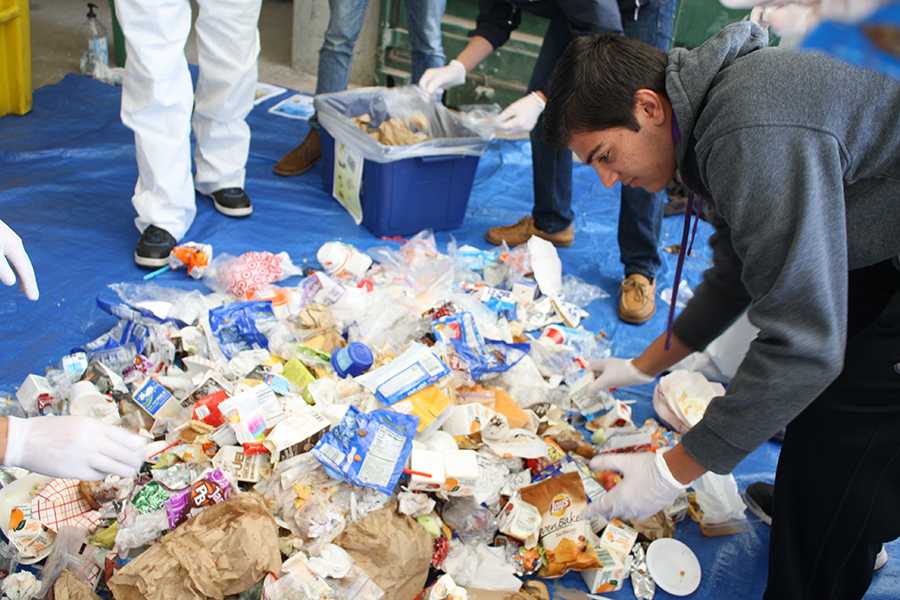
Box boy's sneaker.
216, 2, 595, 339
743, 481, 774, 526
210, 187, 253, 217
134, 225, 176, 268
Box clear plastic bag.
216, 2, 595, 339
441, 497, 497, 545
316, 86, 490, 163
561, 275, 610, 307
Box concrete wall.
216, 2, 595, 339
291, 0, 382, 88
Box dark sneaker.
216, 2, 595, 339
134, 225, 176, 269
210, 187, 253, 218
743, 481, 774, 526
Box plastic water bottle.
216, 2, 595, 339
80, 3, 109, 75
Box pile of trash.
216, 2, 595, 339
0, 230, 748, 600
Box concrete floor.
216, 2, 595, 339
29, 0, 316, 93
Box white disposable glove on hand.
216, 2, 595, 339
2, 416, 149, 481
589, 357, 654, 391
0, 220, 38, 301
587, 451, 688, 521
497, 92, 546, 134
418, 60, 467, 96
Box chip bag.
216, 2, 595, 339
519, 471, 601, 578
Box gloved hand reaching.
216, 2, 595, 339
497, 92, 546, 134
2, 416, 149, 481
589, 357, 655, 391
418, 60, 467, 96
0, 219, 38, 301
586, 451, 688, 520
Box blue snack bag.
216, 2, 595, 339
313, 406, 419, 495
207, 301, 275, 359
433, 312, 529, 380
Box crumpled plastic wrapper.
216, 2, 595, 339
108, 493, 281, 600
308, 543, 353, 579
52, 570, 101, 600
398, 491, 436, 517
630, 543, 655, 600
114, 508, 169, 556
335, 501, 432, 600
441, 540, 521, 592
151, 462, 199, 489
1, 571, 41, 600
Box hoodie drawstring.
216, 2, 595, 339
665, 115, 702, 350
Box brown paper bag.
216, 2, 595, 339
108, 493, 281, 600
335, 501, 433, 600
52, 571, 101, 600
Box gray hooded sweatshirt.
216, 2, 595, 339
667, 22, 900, 473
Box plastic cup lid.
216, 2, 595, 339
646, 538, 702, 596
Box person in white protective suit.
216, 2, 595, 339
0, 221, 148, 480
115, 0, 262, 268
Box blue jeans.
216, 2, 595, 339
311, 0, 446, 127
531, 0, 677, 280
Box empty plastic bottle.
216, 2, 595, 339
80, 3, 109, 75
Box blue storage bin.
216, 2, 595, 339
320, 129, 481, 238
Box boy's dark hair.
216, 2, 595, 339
543, 34, 669, 148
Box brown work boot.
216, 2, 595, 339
618, 273, 656, 324
485, 216, 574, 248
273, 129, 321, 176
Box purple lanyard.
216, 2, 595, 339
665, 116, 702, 350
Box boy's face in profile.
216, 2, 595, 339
569, 90, 677, 194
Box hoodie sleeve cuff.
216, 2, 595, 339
681, 419, 748, 474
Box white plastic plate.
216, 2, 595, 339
646, 538, 702, 596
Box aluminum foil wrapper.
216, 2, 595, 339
630, 543, 656, 600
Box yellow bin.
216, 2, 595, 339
0, 0, 31, 116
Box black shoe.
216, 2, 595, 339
743, 482, 774, 526
210, 187, 252, 218
134, 225, 176, 269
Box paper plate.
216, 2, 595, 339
646, 538, 702, 596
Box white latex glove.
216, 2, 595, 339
587, 451, 687, 520
497, 92, 546, 134
724, 0, 884, 47
418, 60, 467, 96
0, 220, 38, 301
589, 357, 655, 391
2, 416, 149, 480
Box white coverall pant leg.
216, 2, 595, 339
116, 0, 195, 240
115, 0, 261, 241
193, 0, 261, 196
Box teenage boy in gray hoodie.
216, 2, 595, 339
542, 21, 900, 600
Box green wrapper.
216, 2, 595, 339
132, 481, 171, 513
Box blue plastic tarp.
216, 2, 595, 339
0, 73, 896, 598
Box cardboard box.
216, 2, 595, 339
407, 448, 446, 492
443, 450, 478, 496
581, 546, 629, 594
16, 374, 54, 414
